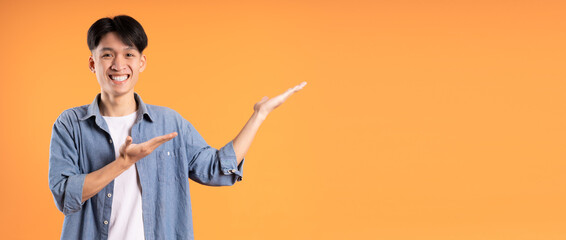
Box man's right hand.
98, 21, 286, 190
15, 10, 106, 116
82, 132, 178, 203
119, 132, 178, 166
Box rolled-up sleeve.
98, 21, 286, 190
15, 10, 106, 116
184, 120, 244, 186
48, 113, 86, 215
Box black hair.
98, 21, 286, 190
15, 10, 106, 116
87, 15, 148, 53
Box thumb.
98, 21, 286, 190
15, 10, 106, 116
125, 136, 133, 146
120, 136, 133, 154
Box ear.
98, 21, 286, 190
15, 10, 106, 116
139, 54, 147, 72
89, 55, 95, 73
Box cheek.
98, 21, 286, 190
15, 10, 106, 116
95, 72, 107, 83
95, 62, 108, 73
135, 59, 145, 70
132, 64, 143, 73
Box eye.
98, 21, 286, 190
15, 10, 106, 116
126, 53, 135, 57
102, 53, 112, 58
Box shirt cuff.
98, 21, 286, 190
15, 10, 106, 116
63, 173, 87, 215
218, 140, 244, 182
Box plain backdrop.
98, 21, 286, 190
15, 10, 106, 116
0, 0, 565, 239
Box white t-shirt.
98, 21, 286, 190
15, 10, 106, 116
103, 112, 145, 240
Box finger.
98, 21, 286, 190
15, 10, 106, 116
297, 81, 307, 90
291, 81, 307, 92
147, 132, 178, 148
125, 136, 133, 146
258, 96, 269, 103
120, 136, 133, 154
282, 81, 307, 97
157, 132, 178, 143
280, 87, 299, 99
166, 132, 178, 140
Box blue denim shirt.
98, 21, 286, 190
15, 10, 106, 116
48, 93, 244, 240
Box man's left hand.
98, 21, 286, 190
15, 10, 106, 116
253, 81, 307, 117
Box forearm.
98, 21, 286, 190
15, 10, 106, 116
232, 111, 267, 164
82, 157, 131, 203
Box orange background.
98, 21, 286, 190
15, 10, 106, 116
1, 0, 565, 239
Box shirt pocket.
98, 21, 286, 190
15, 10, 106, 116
156, 148, 182, 183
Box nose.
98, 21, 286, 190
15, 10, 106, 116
111, 55, 126, 71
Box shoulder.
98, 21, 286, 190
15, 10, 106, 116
51, 105, 90, 137
55, 105, 90, 124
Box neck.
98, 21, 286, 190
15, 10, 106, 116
99, 91, 138, 117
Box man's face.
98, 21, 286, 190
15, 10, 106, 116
89, 32, 146, 98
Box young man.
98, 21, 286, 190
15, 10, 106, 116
48, 15, 306, 240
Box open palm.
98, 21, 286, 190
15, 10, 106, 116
119, 132, 178, 165
254, 81, 307, 116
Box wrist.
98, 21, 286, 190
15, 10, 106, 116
253, 110, 268, 121
116, 156, 133, 171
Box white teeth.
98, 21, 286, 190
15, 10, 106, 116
110, 75, 128, 81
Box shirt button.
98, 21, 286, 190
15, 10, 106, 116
104, 220, 109, 225
109, 139, 113, 144
107, 193, 112, 198
167, 151, 170, 156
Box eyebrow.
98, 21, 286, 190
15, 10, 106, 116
100, 46, 136, 52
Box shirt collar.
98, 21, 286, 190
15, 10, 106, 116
79, 92, 153, 122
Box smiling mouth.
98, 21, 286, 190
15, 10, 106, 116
109, 74, 130, 82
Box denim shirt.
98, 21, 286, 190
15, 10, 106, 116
48, 93, 244, 240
